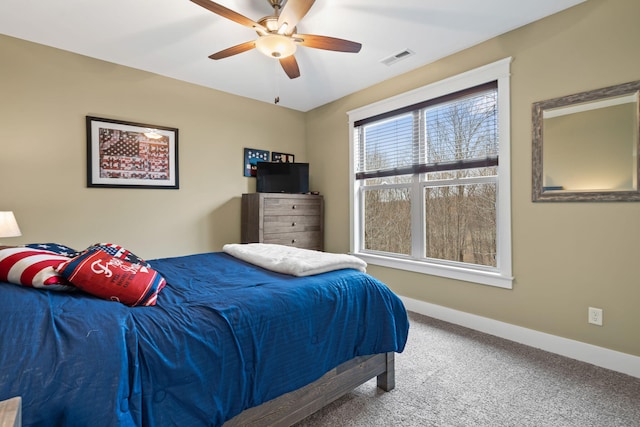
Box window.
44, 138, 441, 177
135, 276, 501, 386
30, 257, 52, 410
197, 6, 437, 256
348, 58, 513, 288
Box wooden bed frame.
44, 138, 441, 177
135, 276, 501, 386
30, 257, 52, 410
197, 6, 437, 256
0, 354, 394, 427
0, 396, 21, 427
224, 352, 395, 426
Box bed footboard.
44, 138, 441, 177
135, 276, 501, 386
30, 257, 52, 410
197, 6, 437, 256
224, 352, 395, 427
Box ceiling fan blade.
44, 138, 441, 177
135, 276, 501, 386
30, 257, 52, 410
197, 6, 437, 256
279, 56, 301, 79
191, 0, 267, 33
209, 40, 256, 60
277, 0, 315, 34
294, 34, 362, 53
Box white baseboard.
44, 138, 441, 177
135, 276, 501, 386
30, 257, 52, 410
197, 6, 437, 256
400, 296, 640, 379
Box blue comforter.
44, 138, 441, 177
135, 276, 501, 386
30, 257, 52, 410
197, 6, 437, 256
0, 252, 409, 426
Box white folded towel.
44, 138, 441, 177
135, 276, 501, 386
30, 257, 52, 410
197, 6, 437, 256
222, 243, 367, 277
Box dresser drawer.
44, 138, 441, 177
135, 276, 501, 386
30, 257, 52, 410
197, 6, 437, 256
263, 198, 321, 215
263, 232, 322, 250
263, 215, 321, 234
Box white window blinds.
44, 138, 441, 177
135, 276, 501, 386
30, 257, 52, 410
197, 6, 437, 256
354, 81, 498, 180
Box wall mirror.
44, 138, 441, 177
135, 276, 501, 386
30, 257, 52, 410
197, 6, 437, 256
532, 80, 640, 201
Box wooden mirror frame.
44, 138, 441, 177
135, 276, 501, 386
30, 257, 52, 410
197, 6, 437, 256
532, 80, 640, 202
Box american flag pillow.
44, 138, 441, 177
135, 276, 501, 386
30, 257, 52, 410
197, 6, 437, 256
23, 243, 80, 257
56, 246, 166, 307
0, 246, 76, 291
84, 243, 151, 267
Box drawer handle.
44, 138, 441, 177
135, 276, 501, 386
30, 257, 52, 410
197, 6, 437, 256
291, 222, 296, 227
291, 239, 297, 244
292, 205, 296, 209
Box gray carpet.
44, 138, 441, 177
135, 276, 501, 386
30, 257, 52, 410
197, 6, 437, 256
294, 311, 640, 427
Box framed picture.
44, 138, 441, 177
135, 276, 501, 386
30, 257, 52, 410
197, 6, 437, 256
86, 116, 179, 189
272, 152, 295, 163
244, 148, 270, 177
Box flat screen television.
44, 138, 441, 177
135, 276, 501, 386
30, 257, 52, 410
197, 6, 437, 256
256, 162, 309, 194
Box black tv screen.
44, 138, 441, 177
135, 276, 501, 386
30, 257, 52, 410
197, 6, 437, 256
256, 162, 309, 194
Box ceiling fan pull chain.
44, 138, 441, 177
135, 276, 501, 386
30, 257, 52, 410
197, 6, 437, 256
274, 60, 281, 104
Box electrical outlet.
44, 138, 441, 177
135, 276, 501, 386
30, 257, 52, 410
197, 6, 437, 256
588, 307, 603, 326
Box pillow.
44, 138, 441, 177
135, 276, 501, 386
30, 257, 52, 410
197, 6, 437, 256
56, 247, 166, 307
84, 243, 151, 267
0, 246, 75, 291
23, 243, 80, 257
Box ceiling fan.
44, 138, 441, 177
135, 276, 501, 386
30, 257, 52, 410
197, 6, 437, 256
191, 0, 362, 79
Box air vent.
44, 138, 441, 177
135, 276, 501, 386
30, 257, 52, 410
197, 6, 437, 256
380, 49, 415, 66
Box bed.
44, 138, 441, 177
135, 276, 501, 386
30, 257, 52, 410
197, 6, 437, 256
0, 245, 409, 426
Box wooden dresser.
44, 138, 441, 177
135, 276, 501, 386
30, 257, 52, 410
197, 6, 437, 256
241, 193, 324, 251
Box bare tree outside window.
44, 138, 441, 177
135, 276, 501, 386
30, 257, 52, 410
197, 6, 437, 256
364, 187, 412, 255
425, 183, 496, 266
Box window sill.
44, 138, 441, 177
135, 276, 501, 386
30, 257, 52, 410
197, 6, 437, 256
354, 252, 513, 289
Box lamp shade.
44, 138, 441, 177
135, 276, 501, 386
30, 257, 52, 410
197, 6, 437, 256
255, 34, 297, 58
0, 211, 22, 238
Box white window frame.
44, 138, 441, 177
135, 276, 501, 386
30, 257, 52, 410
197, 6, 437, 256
348, 58, 513, 289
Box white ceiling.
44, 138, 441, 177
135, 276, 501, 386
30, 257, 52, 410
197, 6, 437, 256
0, 0, 585, 112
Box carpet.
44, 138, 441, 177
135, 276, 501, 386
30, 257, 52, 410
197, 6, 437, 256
294, 311, 640, 426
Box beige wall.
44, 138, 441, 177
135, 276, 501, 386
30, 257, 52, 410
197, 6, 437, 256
2, 0, 639, 358
1, 34, 306, 259
307, 0, 640, 357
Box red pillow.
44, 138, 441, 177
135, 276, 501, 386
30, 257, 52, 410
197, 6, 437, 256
84, 243, 151, 267
56, 248, 166, 306
0, 246, 75, 291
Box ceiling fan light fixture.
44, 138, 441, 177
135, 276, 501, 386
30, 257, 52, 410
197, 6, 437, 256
277, 23, 289, 34
255, 34, 297, 58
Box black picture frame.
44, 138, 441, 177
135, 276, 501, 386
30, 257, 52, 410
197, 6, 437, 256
272, 152, 295, 163
86, 116, 179, 189
244, 148, 270, 177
